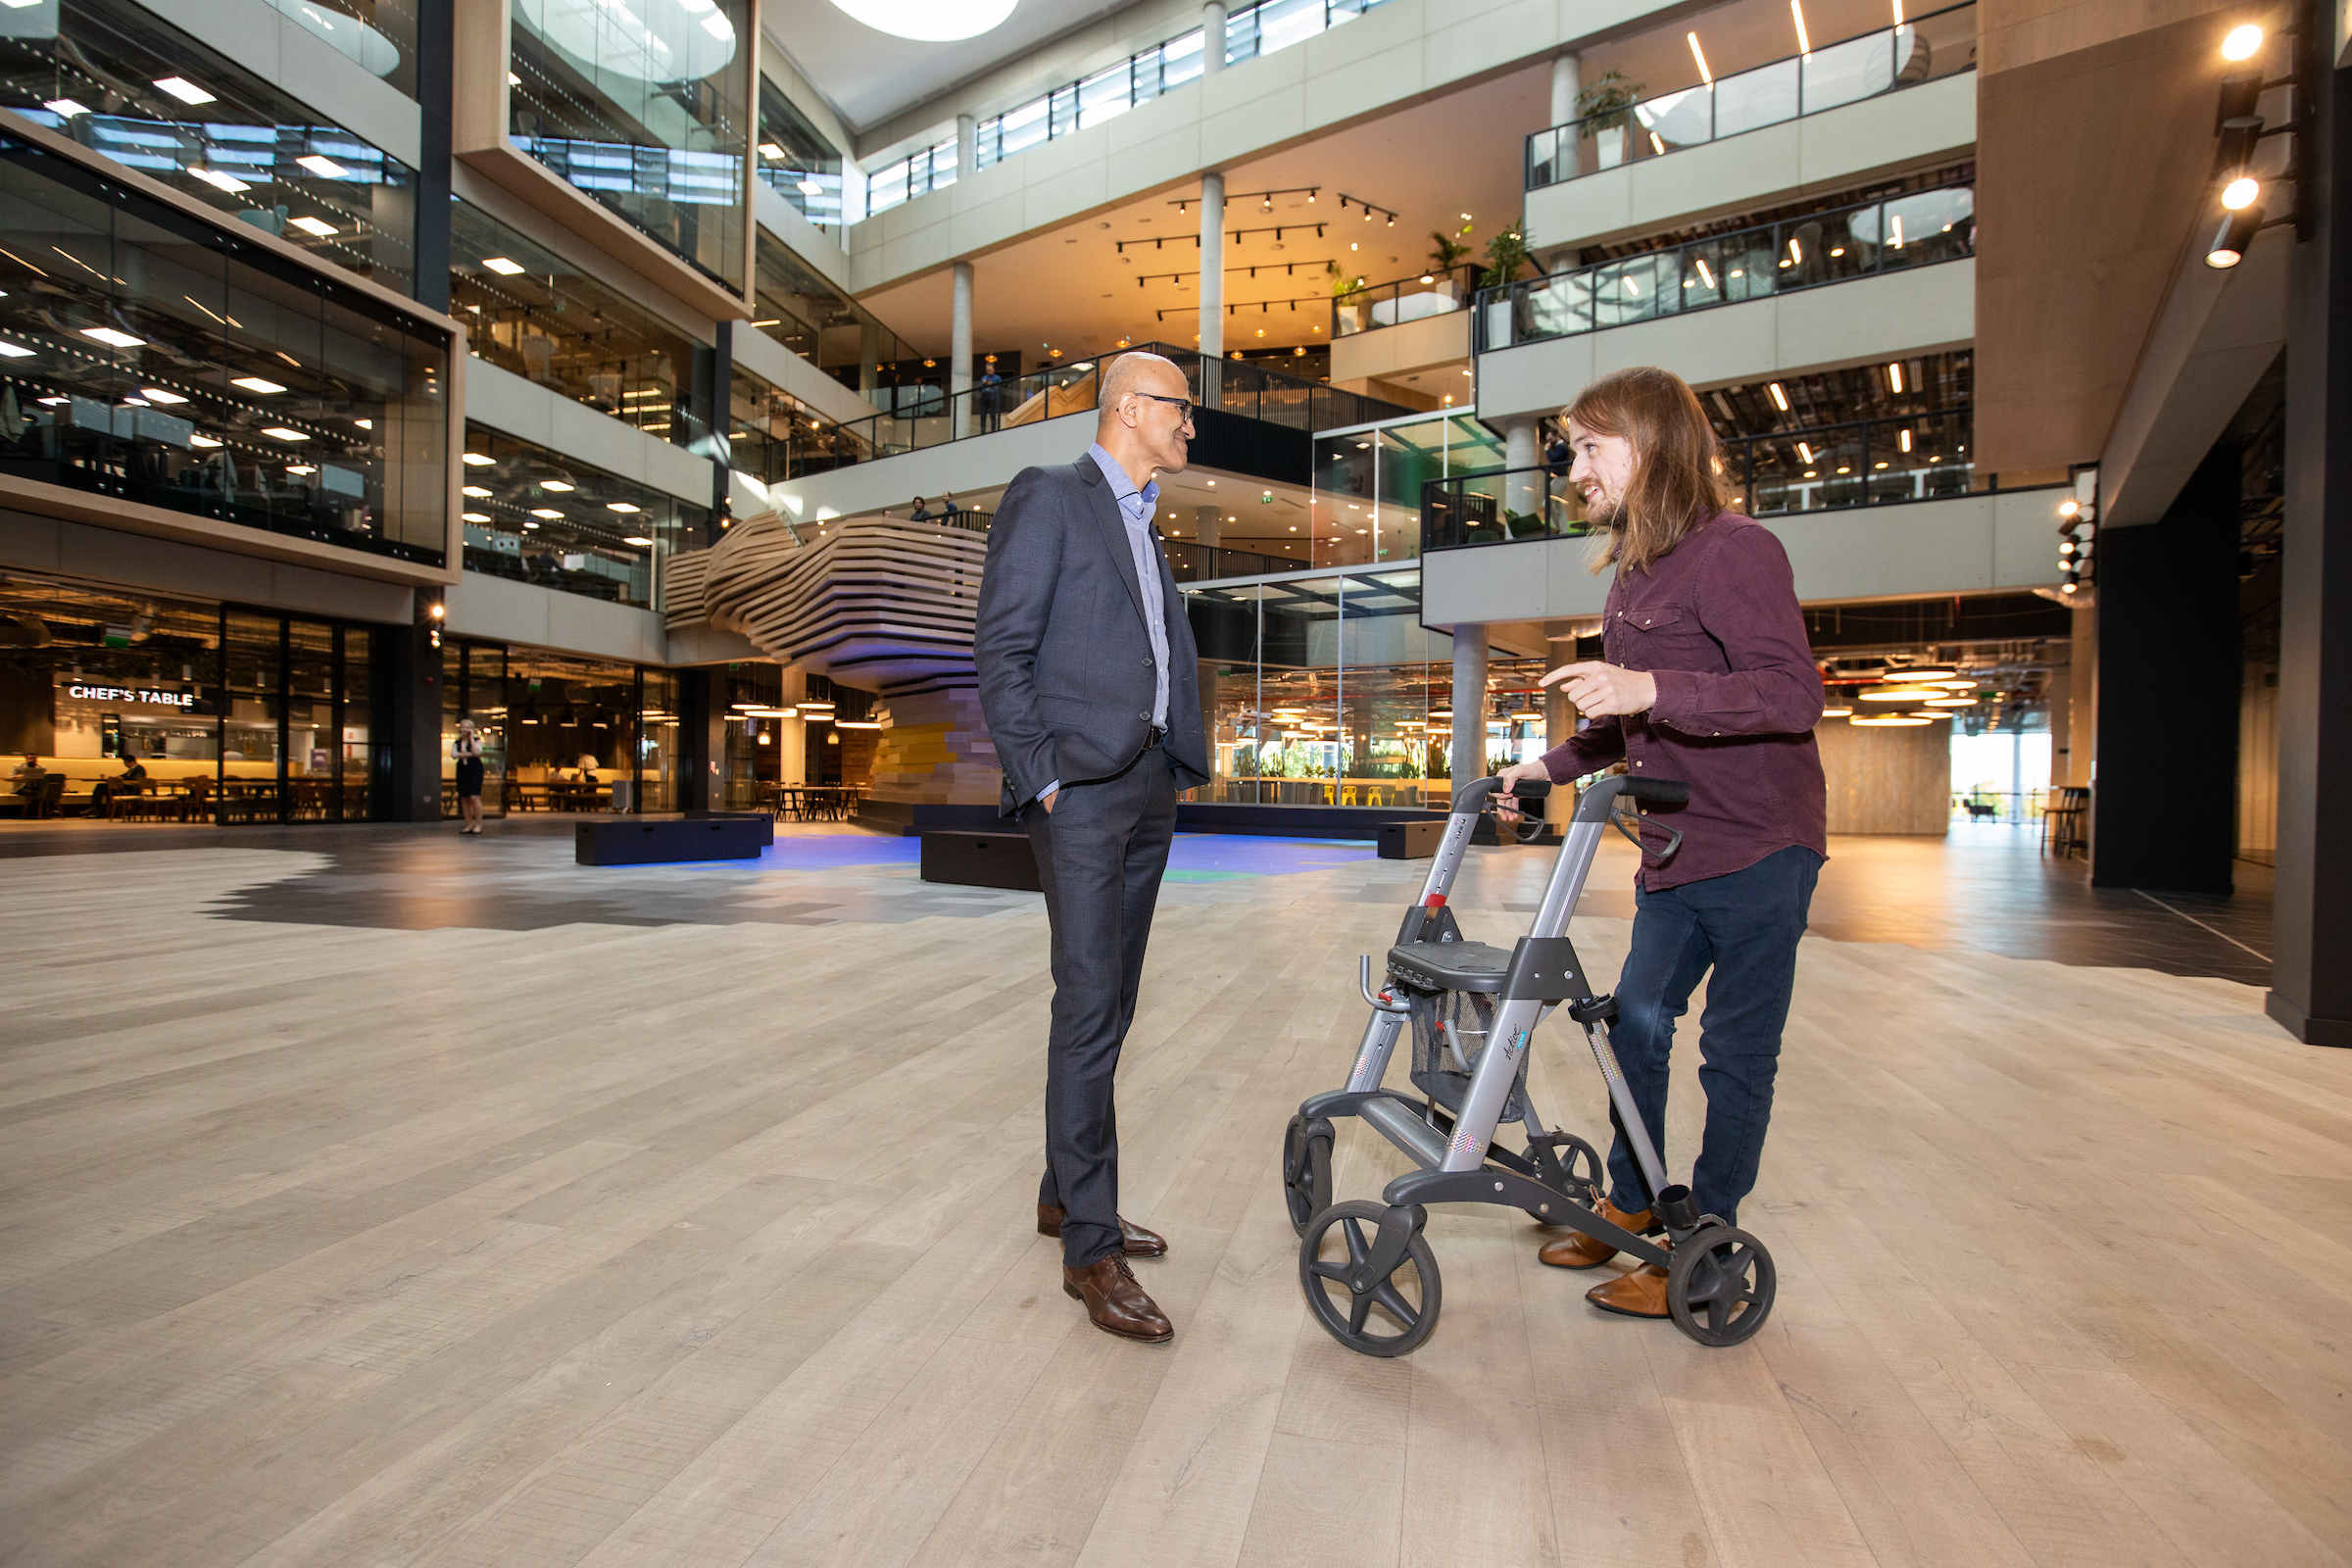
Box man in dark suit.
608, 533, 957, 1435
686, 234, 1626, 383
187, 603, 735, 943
974, 351, 1211, 1345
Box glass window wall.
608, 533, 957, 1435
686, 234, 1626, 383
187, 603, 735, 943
0, 0, 418, 291
509, 0, 751, 293
751, 231, 909, 395
726, 364, 868, 487
0, 572, 381, 822
460, 423, 707, 610
441, 639, 508, 816
1309, 413, 1501, 570
266, 0, 419, 98
0, 133, 449, 563
755, 76, 842, 231
466, 643, 654, 813
450, 194, 705, 444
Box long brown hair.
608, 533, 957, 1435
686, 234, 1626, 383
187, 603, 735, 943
1568, 367, 1734, 575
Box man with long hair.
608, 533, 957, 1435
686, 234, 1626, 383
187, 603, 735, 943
1497, 366, 1827, 1320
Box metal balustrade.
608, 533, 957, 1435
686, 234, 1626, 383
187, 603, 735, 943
1476, 181, 1975, 352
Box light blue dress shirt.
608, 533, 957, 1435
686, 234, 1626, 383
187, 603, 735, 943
1041, 446, 1171, 803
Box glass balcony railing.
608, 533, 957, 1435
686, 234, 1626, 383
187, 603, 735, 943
832, 343, 1411, 461
1526, 3, 1976, 191
1332, 265, 1484, 337
1421, 411, 1979, 550
1477, 180, 1974, 352
870, 0, 1396, 215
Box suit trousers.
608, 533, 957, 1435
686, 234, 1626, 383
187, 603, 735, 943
1022, 743, 1179, 1267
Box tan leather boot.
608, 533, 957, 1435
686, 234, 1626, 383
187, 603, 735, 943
1586, 1262, 1671, 1318
1537, 1197, 1654, 1269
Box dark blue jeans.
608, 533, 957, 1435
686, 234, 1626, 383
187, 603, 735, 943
1604, 844, 1821, 1229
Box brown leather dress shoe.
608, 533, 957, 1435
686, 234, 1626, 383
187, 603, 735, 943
1537, 1198, 1654, 1270
1037, 1204, 1168, 1258
1585, 1262, 1671, 1318
1062, 1254, 1174, 1343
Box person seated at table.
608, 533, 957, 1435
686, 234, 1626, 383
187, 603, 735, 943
11, 753, 44, 795
91, 756, 148, 816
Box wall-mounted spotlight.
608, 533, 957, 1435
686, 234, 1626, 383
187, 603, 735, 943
2206, 201, 2264, 267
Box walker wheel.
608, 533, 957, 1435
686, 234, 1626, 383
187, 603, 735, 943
1298, 1200, 1442, 1358
1528, 1133, 1603, 1218
1281, 1114, 1334, 1236
1665, 1225, 1776, 1347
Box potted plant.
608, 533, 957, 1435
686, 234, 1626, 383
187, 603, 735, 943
1577, 71, 1644, 170
1480, 229, 1533, 349
1427, 229, 1471, 302
1328, 261, 1370, 334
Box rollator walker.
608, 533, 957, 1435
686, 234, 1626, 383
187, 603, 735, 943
1279, 773, 1776, 1356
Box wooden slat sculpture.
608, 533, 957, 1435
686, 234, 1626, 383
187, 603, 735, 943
665, 513, 1003, 806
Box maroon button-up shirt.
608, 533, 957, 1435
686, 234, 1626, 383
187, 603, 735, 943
1539, 511, 1827, 892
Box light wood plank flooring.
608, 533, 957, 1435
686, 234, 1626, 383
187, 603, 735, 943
1, 834, 2346, 1568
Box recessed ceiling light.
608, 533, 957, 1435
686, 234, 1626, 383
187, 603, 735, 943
262, 426, 308, 441
463, 512, 491, 522
45, 98, 90, 118
190, 432, 222, 448
798, 179, 823, 196
80, 326, 144, 348
760, 142, 785, 159
530, 508, 564, 518
824, 0, 1017, 41
354, 417, 371, 429
285, 464, 316, 474
231, 375, 286, 394
289, 217, 337, 237
522, 519, 538, 529
138, 387, 187, 402
463, 485, 493, 498
607, 501, 641, 514
189, 167, 250, 194
296, 155, 347, 177
481, 256, 525, 275
463, 452, 495, 466
622, 535, 655, 547
153, 76, 216, 105
0, 340, 31, 358
540, 479, 574, 492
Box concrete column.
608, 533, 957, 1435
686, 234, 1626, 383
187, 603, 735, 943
1198, 172, 1225, 400
1200, 1, 1226, 75
1547, 52, 1582, 181
1450, 627, 1488, 793
950, 261, 973, 439
1544, 633, 1579, 824
1195, 504, 1221, 550
1502, 416, 1543, 526
956, 113, 976, 179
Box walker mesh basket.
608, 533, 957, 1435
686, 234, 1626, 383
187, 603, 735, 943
1407, 988, 1529, 1122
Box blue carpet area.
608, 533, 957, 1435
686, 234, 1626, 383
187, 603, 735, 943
755, 830, 1377, 879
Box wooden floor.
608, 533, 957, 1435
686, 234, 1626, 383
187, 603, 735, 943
2, 835, 2348, 1568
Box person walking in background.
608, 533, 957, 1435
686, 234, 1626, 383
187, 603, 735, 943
453, 719, 485, 834
1496, 366, 1827, 1321
973, 351, 1212, 1346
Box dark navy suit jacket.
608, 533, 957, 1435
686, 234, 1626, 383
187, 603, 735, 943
974, 456, 1210, 817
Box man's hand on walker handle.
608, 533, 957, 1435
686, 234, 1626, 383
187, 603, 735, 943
1542, 660, 1657, 718
1494, 760, 1551, 821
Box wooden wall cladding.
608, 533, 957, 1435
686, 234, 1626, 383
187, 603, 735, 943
1816, 714, 1952, 835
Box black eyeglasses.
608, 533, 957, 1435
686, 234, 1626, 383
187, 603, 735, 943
1129, 391, 1195, 421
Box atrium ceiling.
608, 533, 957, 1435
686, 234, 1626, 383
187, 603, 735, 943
768, 0, 1145, 132
855, 65, 1547, 363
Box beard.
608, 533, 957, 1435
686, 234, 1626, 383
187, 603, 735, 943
1581, 486, 1624, 528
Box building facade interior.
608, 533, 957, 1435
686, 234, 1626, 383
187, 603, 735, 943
1, 0, 2346, 1562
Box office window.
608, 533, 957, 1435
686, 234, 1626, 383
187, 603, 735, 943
509, 0, 751, 293
460, 423, 707, 611
755, 76, 842, 232
0, 0, 418, 292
